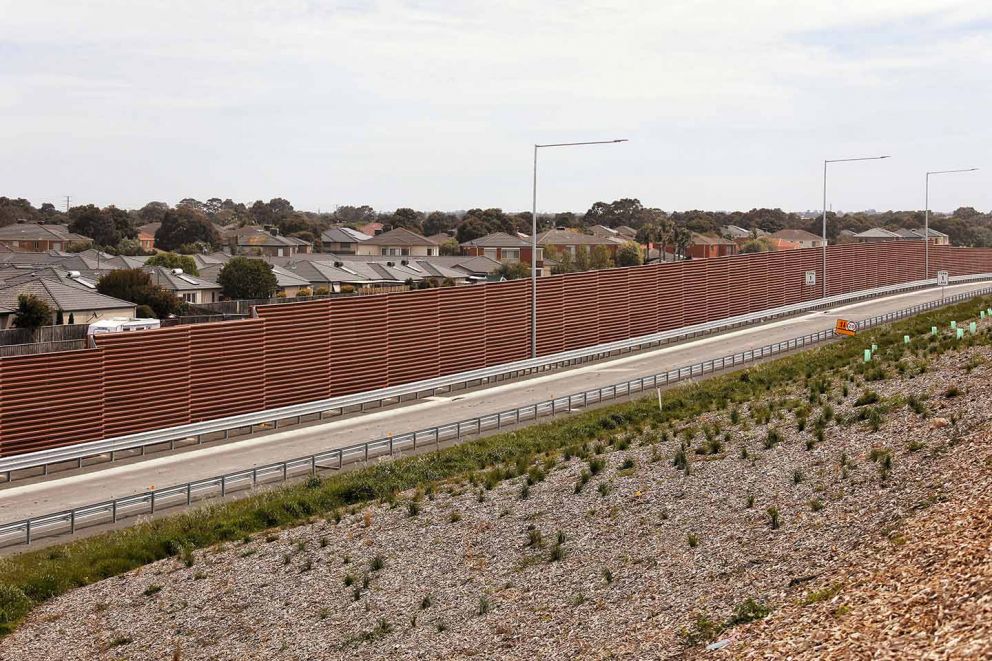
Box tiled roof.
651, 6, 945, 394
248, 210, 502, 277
854, 228, 901, 239
361, 227, 439, 247
0, 223, 87, 242
143, 266, 221, 291
0, 278, 135, 312
535, 229, 617, 246
460, 232, 530, 248
320, 226, 373, 243
770, 229, 824, 242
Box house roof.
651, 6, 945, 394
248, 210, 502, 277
225, 226, 312, 248
320, 226, 373, 244
0, 223, 88, 243
460, 232, 530, 248
361, 227, 439, 247
0, 278, 135, 312
199, 263, 311, 289
854, 227, 901, 239
691, 233, 736, 246
770, 229, 823, 242
535, 229, 617, 246
144, 266, 221, 291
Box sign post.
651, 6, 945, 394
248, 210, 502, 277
937, 270, 949, 301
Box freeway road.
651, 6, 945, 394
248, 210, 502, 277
0, 281, 987, 526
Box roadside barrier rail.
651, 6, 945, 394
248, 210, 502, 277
2, 273, 989, 480
2, 283, 989, 549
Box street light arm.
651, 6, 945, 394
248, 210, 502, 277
537, 139, 628, 149
825, 155, 891, 164
927, 168, 979, 176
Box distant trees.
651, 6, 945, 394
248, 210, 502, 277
12, 294, 52, 330
155, 206, 220, 252
456, 218, 489, 243
217, 257, 278, 300
439, 239, 461, 256
146, 252, 199, 275
423, 211, 457, 237
381, 208, 424, 233
331, 205, 376, 227
97, 269, 183, 318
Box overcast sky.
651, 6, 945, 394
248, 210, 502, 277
1, 1, 990, 214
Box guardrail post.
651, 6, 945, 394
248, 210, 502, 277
311, 456, 316, 475
187, 483, 192, 506
150, 492, 156, 514
456, 422, 461, 439
365, 444, 369, 462
69, 510, 75, 534
389, 437, 394, 456
112, 501, 117, 523
221, 476, 226, 496
25, 520, 31, 545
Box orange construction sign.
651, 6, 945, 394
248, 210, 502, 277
834, 319, 858, 336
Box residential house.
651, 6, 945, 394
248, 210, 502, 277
0, 278, 136, 328
359, 222, 385, 237
688, 233, 738, 258
224, 226, 312, 257
199, 263, 311, 298
891, 227, 951, 245
319, 226, 372, 254
459, 232, 538, 266
853, 227, 901, 243
768, 229, 827, 249
0, 223, 89, 252
535, 229, 620, 260
144, 266, 221, 304
354, 227, 440, 257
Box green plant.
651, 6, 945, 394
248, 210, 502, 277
763, 428, 782, 449
449, 510, 462, 523
943, 385, 962, 398
680, 612, 722, 646
727, 598, 771, 626
809, 498, 824, 512
602, 567, 614, 584
0, 585, 31, 634
597, 482, 611, 497
687, 533, 699, 548
477, 595, 491, 616
745, 494, 755, 509
767, 507, 781, 530
143, 584, 162, 597
369, 555, 385, 572
527, 528, 543, 548
407, 501, 421, 517
588, 457, 605, 475
548, 543, 567, 562
854, 390, 880, 407
792, 469, 804, 485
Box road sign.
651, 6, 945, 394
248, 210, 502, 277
937, 270, 949, 286
805, 270, 816, 286
835, 319, 858, 336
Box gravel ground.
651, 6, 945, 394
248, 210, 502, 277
4, 339, 992, 661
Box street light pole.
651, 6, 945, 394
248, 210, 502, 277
821, 155, 890, 298
531, 138, 628, 358
924, 168, 978, 280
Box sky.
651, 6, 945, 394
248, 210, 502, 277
1, 0, 990, 215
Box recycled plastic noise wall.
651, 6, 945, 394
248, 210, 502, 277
0, 242, 986, 457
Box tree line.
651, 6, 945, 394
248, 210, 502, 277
2, 196, 991, 255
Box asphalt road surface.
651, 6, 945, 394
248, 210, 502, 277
0, 281, 986, 526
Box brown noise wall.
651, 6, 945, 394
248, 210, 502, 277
3, 242, 992, 457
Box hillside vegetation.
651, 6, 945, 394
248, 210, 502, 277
2, 296, 992, 659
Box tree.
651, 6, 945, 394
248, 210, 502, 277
584, 198, 648, 228
137, 201, 170, 224
423, 211, 457, 236
439, 239, 461, 256
156, 206, 220, 251
382, 208, 423, 233
574, 247, 591, 271
590, 245, 613, 270
673, 226, 692, 260
496, 261, 531, 280
616, 242, 642, 267
12, 294, 52, 330
67, 205, 116, 246
456, 218, 489, 243
97, 269, 183, 318
546, 246, 575, 274
146, 252, 199, 275
104, 205, 136, 242
331, 205, 376, 226
217, 257, 278, 300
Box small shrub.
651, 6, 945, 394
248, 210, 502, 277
767, 507, 781, 530
727, 598, 771, 626
420, 594, 433, 609
369, 555, 385, 572
680, 612, 722, 646
943, 385, 962, 398
597, 482, 611, 497
574, 470, 591, 494
673, 445, 690, 474
602, 567, 614, 584
0, 585, 32, 631
477, 595, 491, 616
809, 498, 824, 512
407, 501, 421, 517
588, 457, 605, 476
687, 532, 699, 548
745, 494, 755, 509
854, 390, 879, 407
763, 428, 782, 450
792, 470, 804, 485
527, 528, 544, 548
449, 511, 462, 523
143, 584, 162, 597
344, 574, 355, 587
548, 543, 567, 562
519, 483, 531, 500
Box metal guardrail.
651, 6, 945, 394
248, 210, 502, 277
2, 283, 989, 549
3, 273, 990, 479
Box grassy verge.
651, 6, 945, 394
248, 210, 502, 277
1, 294, 990, 635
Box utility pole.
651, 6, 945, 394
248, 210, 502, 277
64, 196, 71, 212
